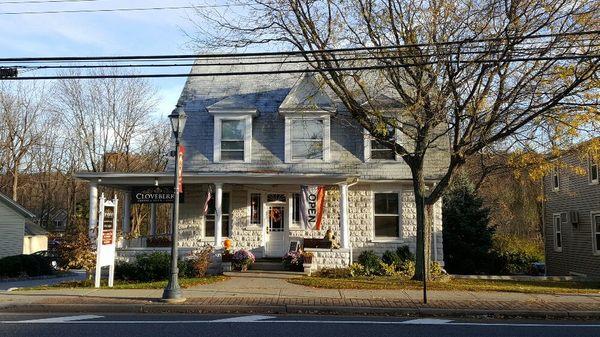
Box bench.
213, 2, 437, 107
302, 238, 332, 249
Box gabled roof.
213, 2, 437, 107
24, 221, 48, 236
206, 95, 259, 115
0, 192, 35, 219
279, 73, 335, 113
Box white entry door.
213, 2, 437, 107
265, 204, 286, 257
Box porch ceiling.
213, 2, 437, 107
75, 171, 357, 188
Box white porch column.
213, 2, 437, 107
122, 191, 131, 236
214, 183, 223, 248
149, 203, 157, 236
88, 182, 98, 239
339, 183, 350, 249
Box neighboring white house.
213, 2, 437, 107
0, 192, 35, 258
23, 221, 49, 255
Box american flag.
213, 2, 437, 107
203, 185, 213, 215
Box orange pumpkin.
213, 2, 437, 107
223, 239, 232, 250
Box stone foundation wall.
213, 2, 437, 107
159, 182, 444, 265
305, 248, 351, 269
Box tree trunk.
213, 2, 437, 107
11, 166, 18, 201
411, 165, 434, 281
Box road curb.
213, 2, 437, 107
3, 302, 600, 319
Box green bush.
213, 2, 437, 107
357, 250, 383, 276
397, 260, 416, 278
489, 234, 544, 275
381, 250, 401, 267
115, 249, 215, 282
395, 246, 415, 262
0, 254, 54, 278
442, 174, 494, 274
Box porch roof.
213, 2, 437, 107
75, 171, 358, 188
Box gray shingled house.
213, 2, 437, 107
544, 143, 600, 277
77, 59, 449, 269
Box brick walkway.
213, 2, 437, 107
3, 271, 600, 316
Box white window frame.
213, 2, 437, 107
592, 212, 600, 255
371, 190, 403, 242
363, 128, 400, 162
213, 114, 252, 163
589, 156, 599, 185
284, 115, 330, 163
552, 166, 560, 191
552, 213, 563, 252
203, 191, 231, 239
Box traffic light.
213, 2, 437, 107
0, 67, 18, 78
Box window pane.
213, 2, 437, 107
374, 193, 399, 214
292, 141, 323, 159
293, 193, 301, 223
291, 119, 323, 140
205, 192, 230, 237
221, 141, 244, 150
595, 216, 600, 232
221, 120, 244, 140
596, 234, 600, 252
556, 233, 562, 248
592, 164, 598, 181
375, 215, 399, 237
221, 151, 244, 161
250, 193, 261, 224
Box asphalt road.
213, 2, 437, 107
1, 313, 599, 337
0, 270, 87, 291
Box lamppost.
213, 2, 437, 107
162, 104, 187, 302
422, 185, 429, 304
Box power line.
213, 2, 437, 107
0, 0, 96, 4
1, 30, 598, 63
14, 43, 600, 70
4, 54, 598, 80
0, 3, 241, 15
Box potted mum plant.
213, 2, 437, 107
282, 251, 304, 271
232, 249, 255, 271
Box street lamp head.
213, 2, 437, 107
168, 104, 187, 138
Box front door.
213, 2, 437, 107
265, 204, 286, 257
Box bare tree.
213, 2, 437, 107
0, 82, 53, 200
192, 0, 600, 279
54, 69, 159, 173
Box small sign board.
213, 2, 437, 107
289, 241, 300, 252
94, 194, 118, 288
131, 186, 184, 204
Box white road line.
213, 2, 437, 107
211, 315, 275, 322
401, 319, 453, 325
17, 315, 104, 323
2, 317, 600, 328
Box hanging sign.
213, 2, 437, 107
131, 186, 184, 204
177, 145, 185, 193
94, 194, 118, 288
299, 185, 325, 230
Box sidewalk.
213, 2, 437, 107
2, 271, 600, 318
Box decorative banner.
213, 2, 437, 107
131, 186, 184, 204
177, 145, 185, 193
95, 194, 118, 288
300, 185, 325, 230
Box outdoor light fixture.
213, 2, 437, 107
168, 104, 187, 137
162, 104, 187, 303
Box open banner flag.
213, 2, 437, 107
300, 185, 325, 230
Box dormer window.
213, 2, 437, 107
364, 127, 399, 162
284, 116, 331, 162
212, 115, 253, 163
207, 97, 257, 164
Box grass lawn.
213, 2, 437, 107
28, 275, 228, 290
288, 276, 600, 294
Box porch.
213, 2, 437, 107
77, 172, 357, 263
